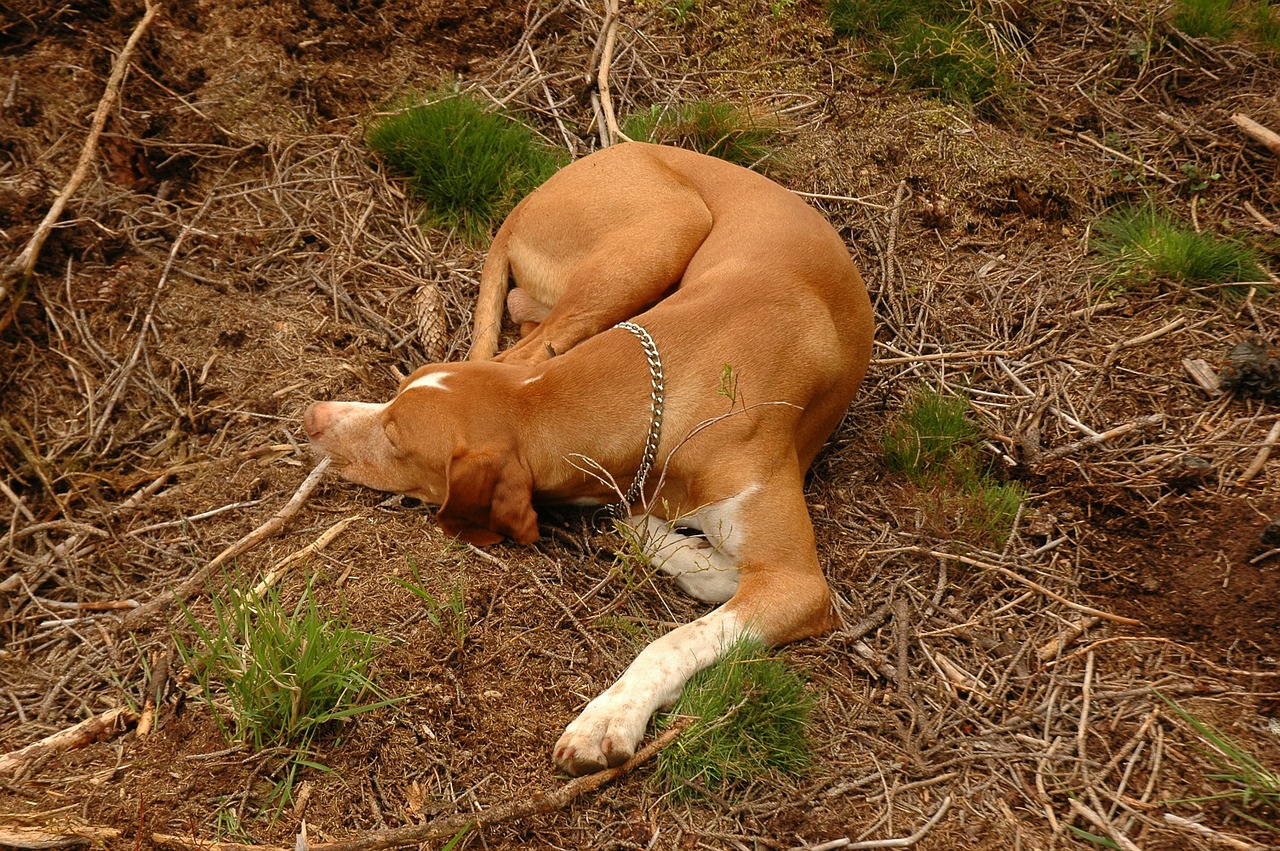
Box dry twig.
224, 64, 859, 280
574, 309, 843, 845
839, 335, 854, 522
120, 458, 332, 630
0, 705, 138, 778
1235, 419, 1280, 487
792, 796, 953, 850
1230, 113, 1280, 157
0, 1, 159, 307
0, 721, 689, 851
903, 547, 1140, 625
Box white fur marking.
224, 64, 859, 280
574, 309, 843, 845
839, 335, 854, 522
620, 484, 761, 604
554, 608, 751, 773
403, 371, 453, 394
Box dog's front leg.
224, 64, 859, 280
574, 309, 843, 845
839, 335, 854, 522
553, 607, 751, 775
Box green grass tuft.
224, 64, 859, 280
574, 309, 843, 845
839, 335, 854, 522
622, 101, 780, 167
1174, 0, 1239, 39
1252, 1, 1280, 51
1158, 692, 1280, 831
365, 90, 566, 242
827, 0, 1014, 109
954, 463, 1029, 545
394, 556, 468, 657
656, 638, 812, 798
883, 390, 978, 481
174, 576, 396, 806
827, 0, 960, 39
881, 16, 1006, 107
883, 388, 1026, 546
1092, 205, 1268, 297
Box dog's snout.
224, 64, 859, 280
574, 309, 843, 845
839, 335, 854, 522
303, 402, 327, 440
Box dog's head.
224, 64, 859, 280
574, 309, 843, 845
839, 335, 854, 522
303, 365, 539, 546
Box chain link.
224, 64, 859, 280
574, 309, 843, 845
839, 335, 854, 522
613, 321, 665, 515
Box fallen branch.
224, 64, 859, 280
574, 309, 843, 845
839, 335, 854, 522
1235, 419, 1280, 487
1038, 414, 1165, 463
1231, 113, 1280, 157
0, 705, 138, 778
120, 457, 332, 630
0, 825, 281, 851
0, 1, 159, 307
0, 825, 125, 849
143, 722, 686, 851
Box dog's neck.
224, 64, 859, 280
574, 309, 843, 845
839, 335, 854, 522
508, 335, 658, 505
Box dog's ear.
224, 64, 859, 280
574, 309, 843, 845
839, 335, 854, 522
437, 449, 539, 546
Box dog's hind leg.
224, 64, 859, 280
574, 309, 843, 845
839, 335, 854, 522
495, 151, 713, 365
623, 514, 740, 603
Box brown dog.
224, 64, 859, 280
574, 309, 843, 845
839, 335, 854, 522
304, 142, 873, 775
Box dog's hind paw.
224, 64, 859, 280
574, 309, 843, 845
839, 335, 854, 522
552, 698, 646, 775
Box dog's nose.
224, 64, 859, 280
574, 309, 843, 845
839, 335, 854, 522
303, 402, 327, 440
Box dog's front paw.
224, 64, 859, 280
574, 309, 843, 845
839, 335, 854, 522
553, 694, 647, 776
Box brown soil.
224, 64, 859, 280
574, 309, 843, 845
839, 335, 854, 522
3, 0, 1280, 849
1082, 490, 1280, 663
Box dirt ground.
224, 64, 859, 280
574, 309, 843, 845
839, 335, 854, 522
2, 0, 1280, 848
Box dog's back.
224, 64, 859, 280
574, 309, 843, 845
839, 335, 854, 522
471, 142, 871, 376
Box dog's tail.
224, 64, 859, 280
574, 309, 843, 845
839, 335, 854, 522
468, 214, 515, 361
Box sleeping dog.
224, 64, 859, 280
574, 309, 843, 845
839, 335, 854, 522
304, 142, 874, 775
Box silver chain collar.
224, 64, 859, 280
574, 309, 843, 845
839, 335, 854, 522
613, 321, 665, 516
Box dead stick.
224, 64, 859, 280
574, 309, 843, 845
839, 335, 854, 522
1068, 799, 1142, 851
249, 513, 360, 600
1243, 201, 1280, 235
145, 722, 687, 851
1236, 419, 1280, 487
1084, 316, 1188, 405
120, 457, 332, 630
0, 825, 125, 849
1231, 113, 1280, 157
0, 706, 138, 778
0, 1, 159, 302
911, 548, 1140, 625
595, 0, 622, 146
1056, 128, 1176, 185
135, 649, 170, 738
1162, 814, 1260, 851
1038, 414, 1164, 463
1036, 616, 1100, 662
837, 795, 953, 849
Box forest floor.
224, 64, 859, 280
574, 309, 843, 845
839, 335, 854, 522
2, 0, 1279, 848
